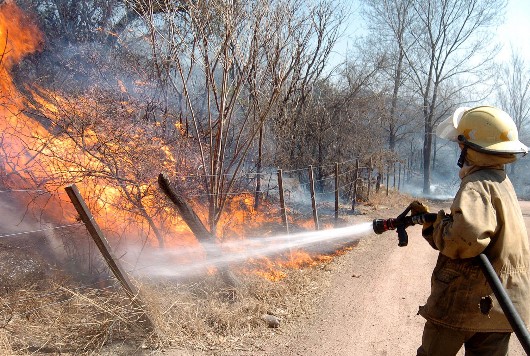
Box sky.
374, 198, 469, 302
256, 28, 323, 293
331, 0, 530, 69
496, 0, 530, 62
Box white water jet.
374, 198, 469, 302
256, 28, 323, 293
128, 222, 374, 279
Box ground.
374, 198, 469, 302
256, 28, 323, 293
158, 200, 530, 356
12, 202, 530, 356
251, 201, 529, 356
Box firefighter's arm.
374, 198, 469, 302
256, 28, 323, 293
430, 187, 495, 259
421, 210, 445, 250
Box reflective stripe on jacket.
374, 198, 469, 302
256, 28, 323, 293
419, 166, 530, 332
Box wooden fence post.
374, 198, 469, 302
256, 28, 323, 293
352, 159, 359, 212
334, 162, 339, 221
277, 169, 289, 234
308, 165, 320, 230
65, 184, 154, 332
386, 164, 390, 196
367, 158, 372, 200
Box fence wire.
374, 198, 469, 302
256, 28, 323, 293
0, 158, 413, 354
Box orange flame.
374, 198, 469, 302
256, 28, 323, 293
0, 3, 346, 281
0, 2, 47, 181
0, 1, 42, 69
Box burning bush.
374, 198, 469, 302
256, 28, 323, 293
0, 1, 384, 354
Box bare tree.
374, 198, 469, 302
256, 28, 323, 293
497, 48, 530, 175
18, 88, 196, 249
19, 0, 123, 44
140, 0, 345, 237
363, 0, 417, 152
318, 57, 387, 164
406, 0, 504, 193
270, 2, 345, 165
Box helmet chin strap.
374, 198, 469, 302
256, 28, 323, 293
455, 134, 520, 167
457, 145, 468, 168
457, 134, 469, 168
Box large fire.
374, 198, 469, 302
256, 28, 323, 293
0, 2, 47, 189
0, 2, 346, 282
0, 2, 196, 245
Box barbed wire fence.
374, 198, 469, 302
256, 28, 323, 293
0, 188, 155, 353
213, 157, 413, 233
128, 157, 414, 234
0, 157, 417, 353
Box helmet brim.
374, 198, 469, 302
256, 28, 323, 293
436, 115, 458, 141
469, 139, 528, 154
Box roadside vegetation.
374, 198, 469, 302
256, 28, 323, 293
0, 0, 528, 354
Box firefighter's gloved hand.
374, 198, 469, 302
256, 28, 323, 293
408, 200, 433, 239
409, 200, 430, 216
426, 209, 452, 251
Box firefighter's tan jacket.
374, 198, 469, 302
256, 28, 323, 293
419, 149, 530, 332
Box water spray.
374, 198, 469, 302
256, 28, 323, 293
131, 222, 374, 279
372, 205, 530, 353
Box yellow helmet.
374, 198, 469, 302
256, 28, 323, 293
436, 106, 528, 154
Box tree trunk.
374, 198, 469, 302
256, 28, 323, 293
254, 126, 263, 210
432, 135, 437, 170
423, 124, 433, 194
389, 49, 404, 151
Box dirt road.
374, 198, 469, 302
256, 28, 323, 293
255, 201, 530, 355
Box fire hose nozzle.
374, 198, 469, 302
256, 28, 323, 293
372, 218, 396, 235
373, 213, 438, 234
372, 213, 438, 246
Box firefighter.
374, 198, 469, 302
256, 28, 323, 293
413, 106, 530, 356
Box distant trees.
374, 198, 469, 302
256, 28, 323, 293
497, 48, 530, 174
363, 0, 416, 152
363, 0, 506, 193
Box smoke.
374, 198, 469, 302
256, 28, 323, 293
401, 181, 458, 201
0, 193, 69, 279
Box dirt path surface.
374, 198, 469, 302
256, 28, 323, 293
252, 201, 530, 356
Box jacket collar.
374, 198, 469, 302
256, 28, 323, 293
458, 148, 515, 179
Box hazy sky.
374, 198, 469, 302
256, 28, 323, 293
497, 0, 530, 62
332, 1, 530, 68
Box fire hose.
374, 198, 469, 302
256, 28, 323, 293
373, 210, 530, 354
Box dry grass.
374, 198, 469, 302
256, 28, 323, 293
0, 250, 330, 355
0, 278, 150, 355
0, 191, 416, 355
365, 189, 419, 212
0, 329, 11, 355
141, 267, 328, 354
